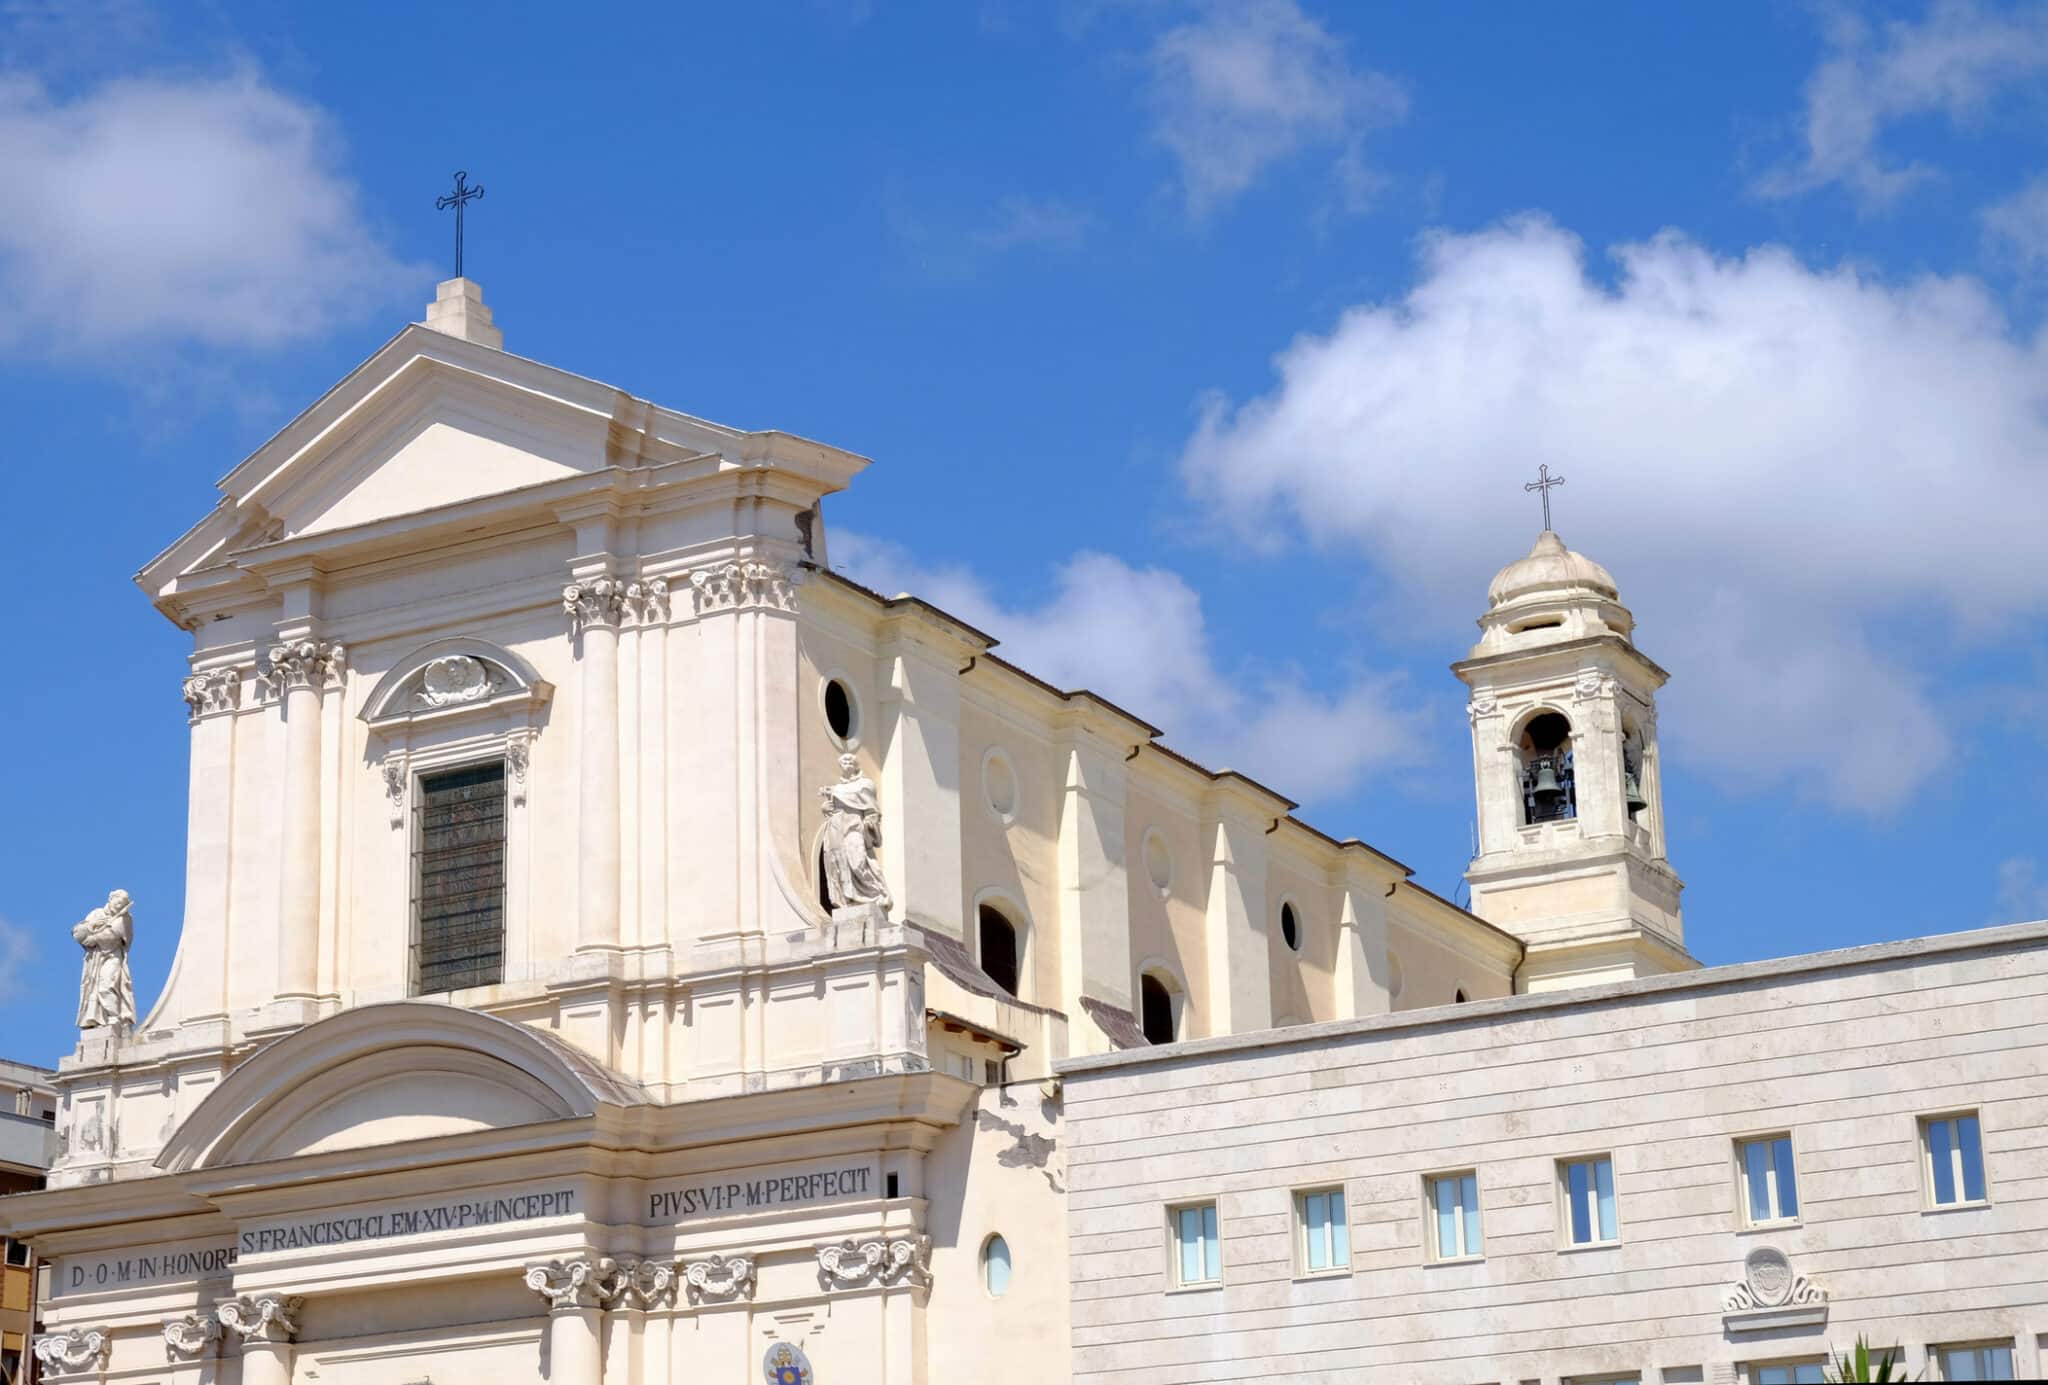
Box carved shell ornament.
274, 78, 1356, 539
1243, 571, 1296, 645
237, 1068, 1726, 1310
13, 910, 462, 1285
763, 1341, 815, 1385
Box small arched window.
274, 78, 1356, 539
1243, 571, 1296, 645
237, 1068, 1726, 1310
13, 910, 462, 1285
978, 903, 1021, 997
1518, 711, 1576, 824
981, 1234, 1012, 1297
1140, 972, 1177, 1045
1455, 988, 1468, 1004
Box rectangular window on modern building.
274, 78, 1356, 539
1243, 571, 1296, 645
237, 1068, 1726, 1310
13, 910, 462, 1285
1428, 1171, 1483, 1260
1752, 1361, 1826, 1384
1168, 1202, 1221, 1288
1295, 1187, 1350, 1275
1, 1237, 25, 1266
1560, 1155, 1619, 1246
1737, 1134, 1800, 1225
1934, 1342, 2014, 1380
1922, 1112, 1989, 1208
413, 761, 507, 996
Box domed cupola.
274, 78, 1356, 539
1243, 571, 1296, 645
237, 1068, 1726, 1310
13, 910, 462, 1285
1453, 517, 1693, 993
1475, 530, 1635, 656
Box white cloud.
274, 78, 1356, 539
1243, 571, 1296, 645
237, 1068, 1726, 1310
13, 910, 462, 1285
831, 532, 1426, 805
887, 190, 1095, 276
1984, 172, 2048, 268
1178, 215, 2048, 813
971, 195, 1096, 254
1144, 0, 1406, 218
0, 67, 422, 351
1757, 0, 2048, 205
0, 916, 34, 1004
1994, 857, 2048, 922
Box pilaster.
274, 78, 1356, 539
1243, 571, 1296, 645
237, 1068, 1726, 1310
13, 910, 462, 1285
1052, 705, 1138, 1043
876, 608, 974, 940
1332, 853, 1397, 1020
265, 630, 341, 1005
1199, 779, 1279, 1035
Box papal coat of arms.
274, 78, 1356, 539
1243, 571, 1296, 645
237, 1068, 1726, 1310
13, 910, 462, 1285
763, 1340, 814, 1385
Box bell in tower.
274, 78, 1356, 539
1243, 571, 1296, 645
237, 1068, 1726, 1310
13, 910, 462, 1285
1453, 520, 1695, 993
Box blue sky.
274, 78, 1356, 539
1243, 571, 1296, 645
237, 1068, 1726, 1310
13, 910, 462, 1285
5, 1, 2048, 1068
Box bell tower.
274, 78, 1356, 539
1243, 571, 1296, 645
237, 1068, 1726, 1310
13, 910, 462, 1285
1454, 527, 1693, 991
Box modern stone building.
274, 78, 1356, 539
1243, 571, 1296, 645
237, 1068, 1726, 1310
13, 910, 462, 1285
0, 1060, 58, 1385
0, 277, 2039, 1384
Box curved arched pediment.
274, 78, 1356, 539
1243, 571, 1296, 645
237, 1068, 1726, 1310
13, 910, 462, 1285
157, 1003, 646, 1173
359, 637, 551, 728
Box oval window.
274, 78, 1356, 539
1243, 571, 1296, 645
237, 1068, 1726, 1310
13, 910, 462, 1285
1280, 901, 1302, 952
982, 1233, 1012, 1297
823, 678, 856, 743
1143, 829, 1172, 892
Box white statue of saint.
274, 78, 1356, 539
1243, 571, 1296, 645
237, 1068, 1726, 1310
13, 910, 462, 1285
819, 753, 892, 911
73, 889, 136, 1033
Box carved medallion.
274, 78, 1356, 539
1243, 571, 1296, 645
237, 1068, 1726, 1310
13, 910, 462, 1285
763, 1341, 815, 1385
1723, 1245, 1827, 1331
416, 655, 493, 707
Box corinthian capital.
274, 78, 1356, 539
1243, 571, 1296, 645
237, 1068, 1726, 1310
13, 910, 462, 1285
217, 1294, 302, 1344
686, 558, 798, 612
181, 667, 243, 722
524, 1256, 617, 1311
562, 576, 626, 630
264, 639, 343, 692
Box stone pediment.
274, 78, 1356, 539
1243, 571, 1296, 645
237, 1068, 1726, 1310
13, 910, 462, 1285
157, 1002, 647, 1172
136, 325, 870, 627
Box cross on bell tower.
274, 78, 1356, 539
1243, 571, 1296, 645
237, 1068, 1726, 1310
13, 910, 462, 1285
1524, 464, 1565, 532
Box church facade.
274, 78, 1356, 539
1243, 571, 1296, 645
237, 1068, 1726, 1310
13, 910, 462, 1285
1, 278, 2039, 1384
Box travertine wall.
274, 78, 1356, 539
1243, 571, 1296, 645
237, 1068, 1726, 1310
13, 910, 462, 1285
1061, 921, 2048, 1385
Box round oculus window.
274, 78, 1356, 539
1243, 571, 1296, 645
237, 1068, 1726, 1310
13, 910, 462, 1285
823, 677, 856, 743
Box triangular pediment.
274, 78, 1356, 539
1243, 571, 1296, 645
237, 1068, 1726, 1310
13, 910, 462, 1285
137, 323, 871, 625
280, 385, 590, 539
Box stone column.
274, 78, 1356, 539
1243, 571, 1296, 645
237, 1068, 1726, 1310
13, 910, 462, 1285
525, 1257, 613, 1385
269, 640, 338, 1000
218, 1294, 301, 1385
564, 578, 625, 953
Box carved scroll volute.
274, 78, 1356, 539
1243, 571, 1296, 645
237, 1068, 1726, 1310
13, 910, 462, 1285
216, 1294, 302, 1344
682, 1252, 757, 1304
523, 1256, 617, 1312
33, 1327, 112, 1376
162, 1310, 223, 1360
